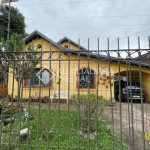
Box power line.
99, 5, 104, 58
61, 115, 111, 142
22, 15, 150, 20
1, 15, 150, 20
1, 15, 150, 21
90, 28, 150, 48
0, 24, 149, 30
1, 27, 150, 50
1, 24, 150, 33
13, 0, 114, 7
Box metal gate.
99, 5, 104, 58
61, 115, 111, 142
0, 37, 150, 150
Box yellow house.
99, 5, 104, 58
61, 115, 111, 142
8, 30, 150, 102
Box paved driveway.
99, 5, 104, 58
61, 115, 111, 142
101, 102, 150, 150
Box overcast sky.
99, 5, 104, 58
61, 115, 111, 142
2, 0, 150, 53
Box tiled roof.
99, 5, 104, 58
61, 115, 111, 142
23, 30, 150, 68
137, 52, 150, 64
23, 30, 65, 51
57, 36, 88, 51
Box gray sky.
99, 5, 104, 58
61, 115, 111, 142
4, 0, 150, 51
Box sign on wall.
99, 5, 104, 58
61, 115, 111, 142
1, 0, 18, 4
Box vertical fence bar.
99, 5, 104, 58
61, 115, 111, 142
67, 40, 71, 150
37, 40, 43, 150
77, 39, 81, 150
26, 45, 31, 150
57, 47, 61, 150
8, 48, 16, 149
47, 42, 52, 149
17, 40, 25, 150
13, 43, 18, 150
128, 37, 135, 150
87, 38, 91, 150
19, 43, 25, 149
126, 37, 132, 149
107, 38, 115, 149
7, 41, 13, 149
26, 40, 35, 150
14, 40, 22, 149
117, 37, 123, 149
96, 38, 100, 149
138, 36, 146, 149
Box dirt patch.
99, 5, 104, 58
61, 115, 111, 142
1, 101, 75, 110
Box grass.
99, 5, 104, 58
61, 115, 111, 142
2, 109, 127, 150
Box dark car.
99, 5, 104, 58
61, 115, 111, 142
114, 81, 147, 102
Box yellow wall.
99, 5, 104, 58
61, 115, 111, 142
60, 41, 81, 50
8, 37, 150, 101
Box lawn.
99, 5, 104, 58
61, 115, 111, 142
1, 108, 127, 150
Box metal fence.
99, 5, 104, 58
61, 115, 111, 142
0, 38, 150, 150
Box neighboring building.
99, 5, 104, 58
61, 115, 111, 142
135, 52, 150, 64
8, 30, 150, 101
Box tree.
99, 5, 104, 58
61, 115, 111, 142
0, 33, 40, 101
70, 93, 108, 135
0, 5, 26, 40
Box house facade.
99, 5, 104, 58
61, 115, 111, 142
8, 30, 150, 102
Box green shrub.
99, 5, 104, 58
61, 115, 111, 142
70, 93, 108, 103
69, 93, 108, 133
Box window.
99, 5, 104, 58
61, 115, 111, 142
0, 71, 4, 84
78, 68, 95, 88
102, 68, 107, 73
24, 68, 51, 87
64, 45, 68, 48
0, 70, 7, 84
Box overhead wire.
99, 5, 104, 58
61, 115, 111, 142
23, 15, 150, 19
1, 27, 150, 50
0, 24, 150, 31
12, 0, 114, 7
1, 0, 149, 49
90, 28, 150, 48
0, 15, 149, 20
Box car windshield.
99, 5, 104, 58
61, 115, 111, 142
125, 81, 141, 87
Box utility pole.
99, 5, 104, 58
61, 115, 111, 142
6, 0, 11, 51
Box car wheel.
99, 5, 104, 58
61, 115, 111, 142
143, 98, 146, 103
118, 95, 122, 102
115, 93, 119, 101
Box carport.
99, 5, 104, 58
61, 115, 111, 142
114, 70, 150, 102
